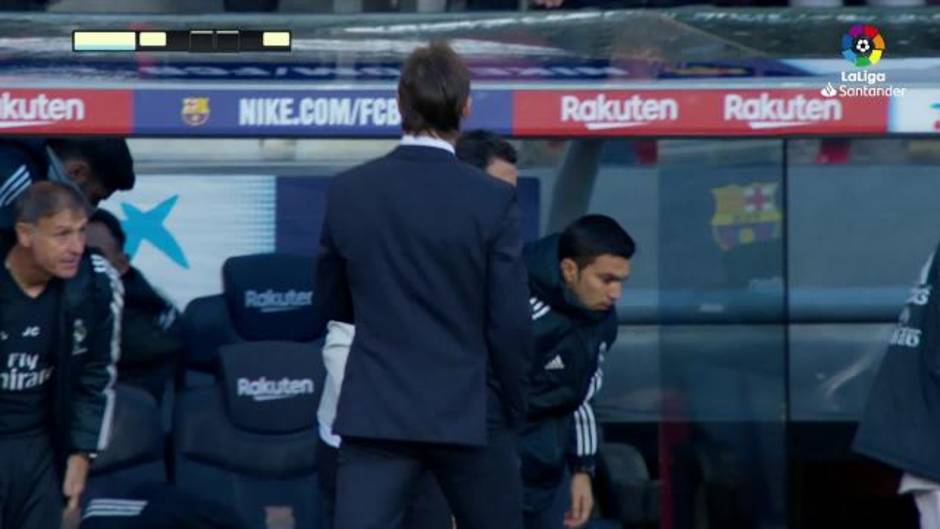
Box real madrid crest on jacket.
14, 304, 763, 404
854, 243, 940, 482
520, 234, 618, 511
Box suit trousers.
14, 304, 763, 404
334, 428, 522, 529
320, 437, 452, 529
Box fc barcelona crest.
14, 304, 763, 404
710, 182, 782, 251
181, 97, 210, 127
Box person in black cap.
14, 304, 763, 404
0, 137, 135, 230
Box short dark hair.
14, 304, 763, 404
89, 208, 126, 249
456, 130, 517, 170
48, 137, 135, 192
559, 215, 635, 269
398, 41, 471, 137
15, 181, 91, 224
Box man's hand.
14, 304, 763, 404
63, 453, 91, 513
564, 472, 594, 528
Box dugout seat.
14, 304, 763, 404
173, 253, 327, 529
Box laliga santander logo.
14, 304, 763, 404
820, 26, 902, 98
842, 25, 885, 68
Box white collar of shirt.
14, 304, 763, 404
46, 146, 69, 184
400, 135, 455, 155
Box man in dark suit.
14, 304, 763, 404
314, 42, 532, 529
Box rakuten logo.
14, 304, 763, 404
0, 92, 85, 129
239, 97, 400, 127
723, 93, 843, 130
244, 289, 313, 314
237, 377, 314, 402
560, 94, 679, 130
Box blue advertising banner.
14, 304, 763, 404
134, 88, 513, 136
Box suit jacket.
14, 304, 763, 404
314, 144, 532, 446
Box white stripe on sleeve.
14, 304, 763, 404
0, 165, 29, 206
90, 254, 123, 452
573, 367, 604, 457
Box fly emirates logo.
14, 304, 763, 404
560, 94, 679, 130
0, 92, 86, 129
0, 353, 52, 391
723, 93, 843, 130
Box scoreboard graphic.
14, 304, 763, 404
72, 30, 291, 53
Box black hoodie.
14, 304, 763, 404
520, 234, 617, 503
118, 267, 181, 402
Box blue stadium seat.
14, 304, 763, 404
178, 253, 321, 388
173, 253, 327, 529
82, 384, 166, 508
179, 294, 237, 388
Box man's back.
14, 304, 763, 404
322, 144, 530, 447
